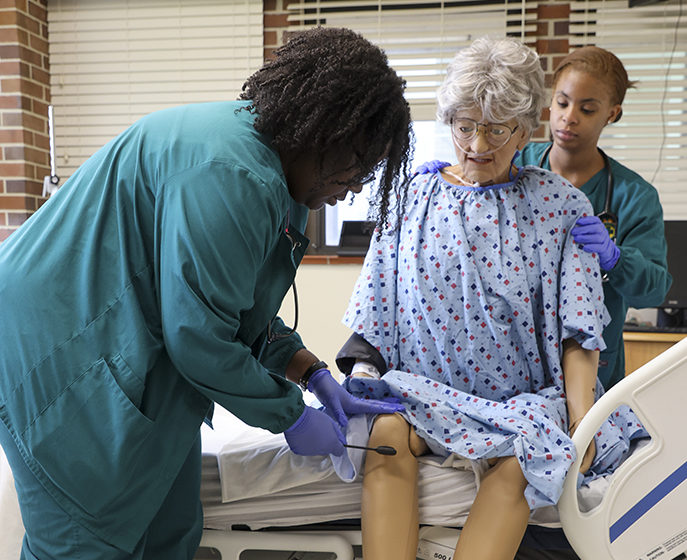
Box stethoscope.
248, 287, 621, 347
539, 144, 618, 241
267, 228, 300, 344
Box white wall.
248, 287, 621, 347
280, 263, 363, 377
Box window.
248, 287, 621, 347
48, 0, 263, 179
571, 0, 687, 218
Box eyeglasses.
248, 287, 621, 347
450, 118, 519, 149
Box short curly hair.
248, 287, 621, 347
240, 27, 413, 229
436, 36, 545, 134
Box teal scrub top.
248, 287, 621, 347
517, 142, 672, 389
0, 101, 310, 551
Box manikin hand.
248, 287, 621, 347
284, 406, 346, 456
571, 215, 620, 270
415, 160, 451, 175
569, 418, 597, 474
307, 369, 404, 427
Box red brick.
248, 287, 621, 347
0, 195, 32, 210
0, 45, 21, 60
0, 128, 27, 143
29, 33, 47, 53
0, 11, 18, 25
0, 228, 15, 242
537, 4, 570, 19
536, 38, 569, 55
0, 162, 27, 177
31, 65, 48, 84
20, 112, 46, 133
263, 0, 277, 11
0, 212, 5, 226
554, 21, 569, 36
1, 78, 22, 94
0, 60, 21, 76
0, 27, 19, 44
0, 95, 21, 109
5, 180, 29, 193
264, 12, 288, 28
264, 30, 277, 46
15, 12, 39, 35
33, 131, 48, 150
8, 212, 31, 226
28, 1, 46, 21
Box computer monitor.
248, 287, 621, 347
656, 220, 687, 327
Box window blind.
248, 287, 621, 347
48, 0, 263, 179
286, 0, 537, 121
570, 0, 687, 218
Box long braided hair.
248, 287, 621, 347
239, 27, 413, 230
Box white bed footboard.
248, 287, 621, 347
559, 337, 687, 560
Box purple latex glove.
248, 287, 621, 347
284, 406, 346, 457
307, 369, 404, 427
571, 215, 620, 270
415, 160, 450, 175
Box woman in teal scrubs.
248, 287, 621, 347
0, 28, 410, 560
516, 46, 672, 390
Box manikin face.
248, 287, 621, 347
450, 107, 528, 186
549, 68, 622, 153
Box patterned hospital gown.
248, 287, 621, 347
342, 166, 647, 509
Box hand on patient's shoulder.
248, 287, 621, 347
571, 215, 620, 270
415, 160, 451, 175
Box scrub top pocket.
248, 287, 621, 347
24, 356, 155, 516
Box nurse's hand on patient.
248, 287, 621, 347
415, 160, 450, 175
284, 406, 346, 456
307, 369, 404, 427
571, 215, 620, 270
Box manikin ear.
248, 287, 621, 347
607, 104, 623, 124
516, 127, 531, 151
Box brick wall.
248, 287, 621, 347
0, 0, 49, 242
532, 2, 572, 141
263, 0, 290, 60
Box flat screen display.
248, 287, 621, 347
660, 220, 687, 309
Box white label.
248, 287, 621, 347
416, 538, 454, 560
634, 529, 687, 560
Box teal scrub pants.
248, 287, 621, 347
0, 421, 203, 560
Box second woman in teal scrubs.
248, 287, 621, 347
517, 46, 672, 389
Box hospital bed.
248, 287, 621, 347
2, 338, 686, 560
197, 336, 687, 560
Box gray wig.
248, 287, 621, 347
436, 36, 545, 134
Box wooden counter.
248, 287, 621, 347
623, 331, 687, 375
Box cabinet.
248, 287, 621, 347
622, 331, 687, 375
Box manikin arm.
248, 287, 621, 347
561, 338, 599, 473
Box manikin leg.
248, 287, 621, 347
454, 456, 530, 560
361, 413, 428, 560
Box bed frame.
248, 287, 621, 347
199, 337, 687, 560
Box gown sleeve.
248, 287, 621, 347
557, 188, 610, 351
156, 160, 305, 433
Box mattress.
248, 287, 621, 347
200, 406, 611, 531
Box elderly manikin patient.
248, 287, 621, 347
336, 36, 646, 560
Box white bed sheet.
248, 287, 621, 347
200, 406, 612, 531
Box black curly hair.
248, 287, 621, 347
239, 26, 413, 230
